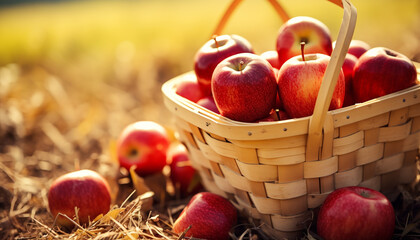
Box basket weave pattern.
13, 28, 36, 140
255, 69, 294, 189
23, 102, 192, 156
165, 73, 420, 234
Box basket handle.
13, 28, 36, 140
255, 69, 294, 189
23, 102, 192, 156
212, 0, 357, 161
306, 0, 357, 161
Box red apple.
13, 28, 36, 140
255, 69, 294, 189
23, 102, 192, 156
261, 50, 281, 69
175, 77, 204, 103
197, 96, 220, 114
272, 67, 283, 110
277, 109, 290, 120
173, 192, 237, 240
352, 47, 418, 103
212, 53, 277, 122
317, 186, 395, 240
333, 39, 370, 59
276, 16, 332, 68
194, 34, 254, 96
117, 121, 170, 176
48, 169, 111, 228
167, 142, 202, 197
277, 51, 345, 118
348, 39, 371, 58
342, 53, 358, 107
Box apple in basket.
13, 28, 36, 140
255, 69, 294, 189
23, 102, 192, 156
276, 16, 333, 67
173, 192, 237, 240
116, 121, 170, 176
347, 39, 371, 58
48, 169, 111, 228
333, 39, 371, 59
342, 53, 358, 107
277, 43, 345, 118
352, 47, 418, 103
317, 186, 395, 240
167, 142, 202, 197
197, 96, 220, 114
194, 34, 254, 96
212, 53, 278, 122
175, 76, 204, 103
261, 50, 281, 69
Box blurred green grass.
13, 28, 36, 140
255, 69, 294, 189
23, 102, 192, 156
0, 0, 419, 70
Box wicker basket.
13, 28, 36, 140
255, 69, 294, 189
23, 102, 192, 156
162, 0, 420, 238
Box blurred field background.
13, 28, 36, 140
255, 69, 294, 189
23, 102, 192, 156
0, 0, 419, 239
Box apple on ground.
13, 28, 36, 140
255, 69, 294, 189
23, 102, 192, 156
261, 50, 281, 69
342, 53, 358, 107
117, 121, 170, 176
48, 169, 111, 229
194, 34, 254, 96
276, 16, 333, 68
352, 47, 418, 103
175, 76, 204, 103
317, 186, 395, 240
277, 44, 345, 118
167, 142, 202, 197
197, 96, 220, 114
173, 192, 237, 240
212, 53, 277, 122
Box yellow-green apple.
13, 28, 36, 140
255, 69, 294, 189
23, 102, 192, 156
175, 77, 204, 103
48, 169, 111, 228
277, 51, 345, 118
317, 186, 395, 240
197, 96, 220, 114
342, 53, 358, 107
212, 53, 277, 122
348, 39, 371, 58
276, 16, 332, 67
117, 121, 170, 176
167, 142, 202, 197
194, 34, 254, 96
352, 47, 418, 103
173, 192, 237, 240
261, 50, 281, 69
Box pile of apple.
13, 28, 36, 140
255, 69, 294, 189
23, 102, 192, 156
176, 16, 418, 123
47, 120, 237, 239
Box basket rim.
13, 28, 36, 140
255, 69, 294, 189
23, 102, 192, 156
162, 64, 420, 141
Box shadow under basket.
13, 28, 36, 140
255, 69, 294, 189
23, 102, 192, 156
161, 0, 420, 238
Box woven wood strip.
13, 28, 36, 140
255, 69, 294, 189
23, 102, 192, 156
399, 164, 418, 184
356, 143, 384, 166
229, 135, 307, 149
257, 146, 306, 159
333, 134, 364, 155
339, 112, 389, 137
278, 163, 304, 183
335, 166, 363, 188
409, 103, 420, 117
270, 211, 312, 232
265, 180, 307, 199
236, 161, 278, 182
211, 170, 235, 193
304, 156, 338, 178
378, 119, 412, 142
259, 154, 306, 165
375, 153, 404, 175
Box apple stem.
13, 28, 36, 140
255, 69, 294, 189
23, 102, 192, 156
301, 42, 305, 62
239, 60, 244, 71
212, 35, 219, 48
